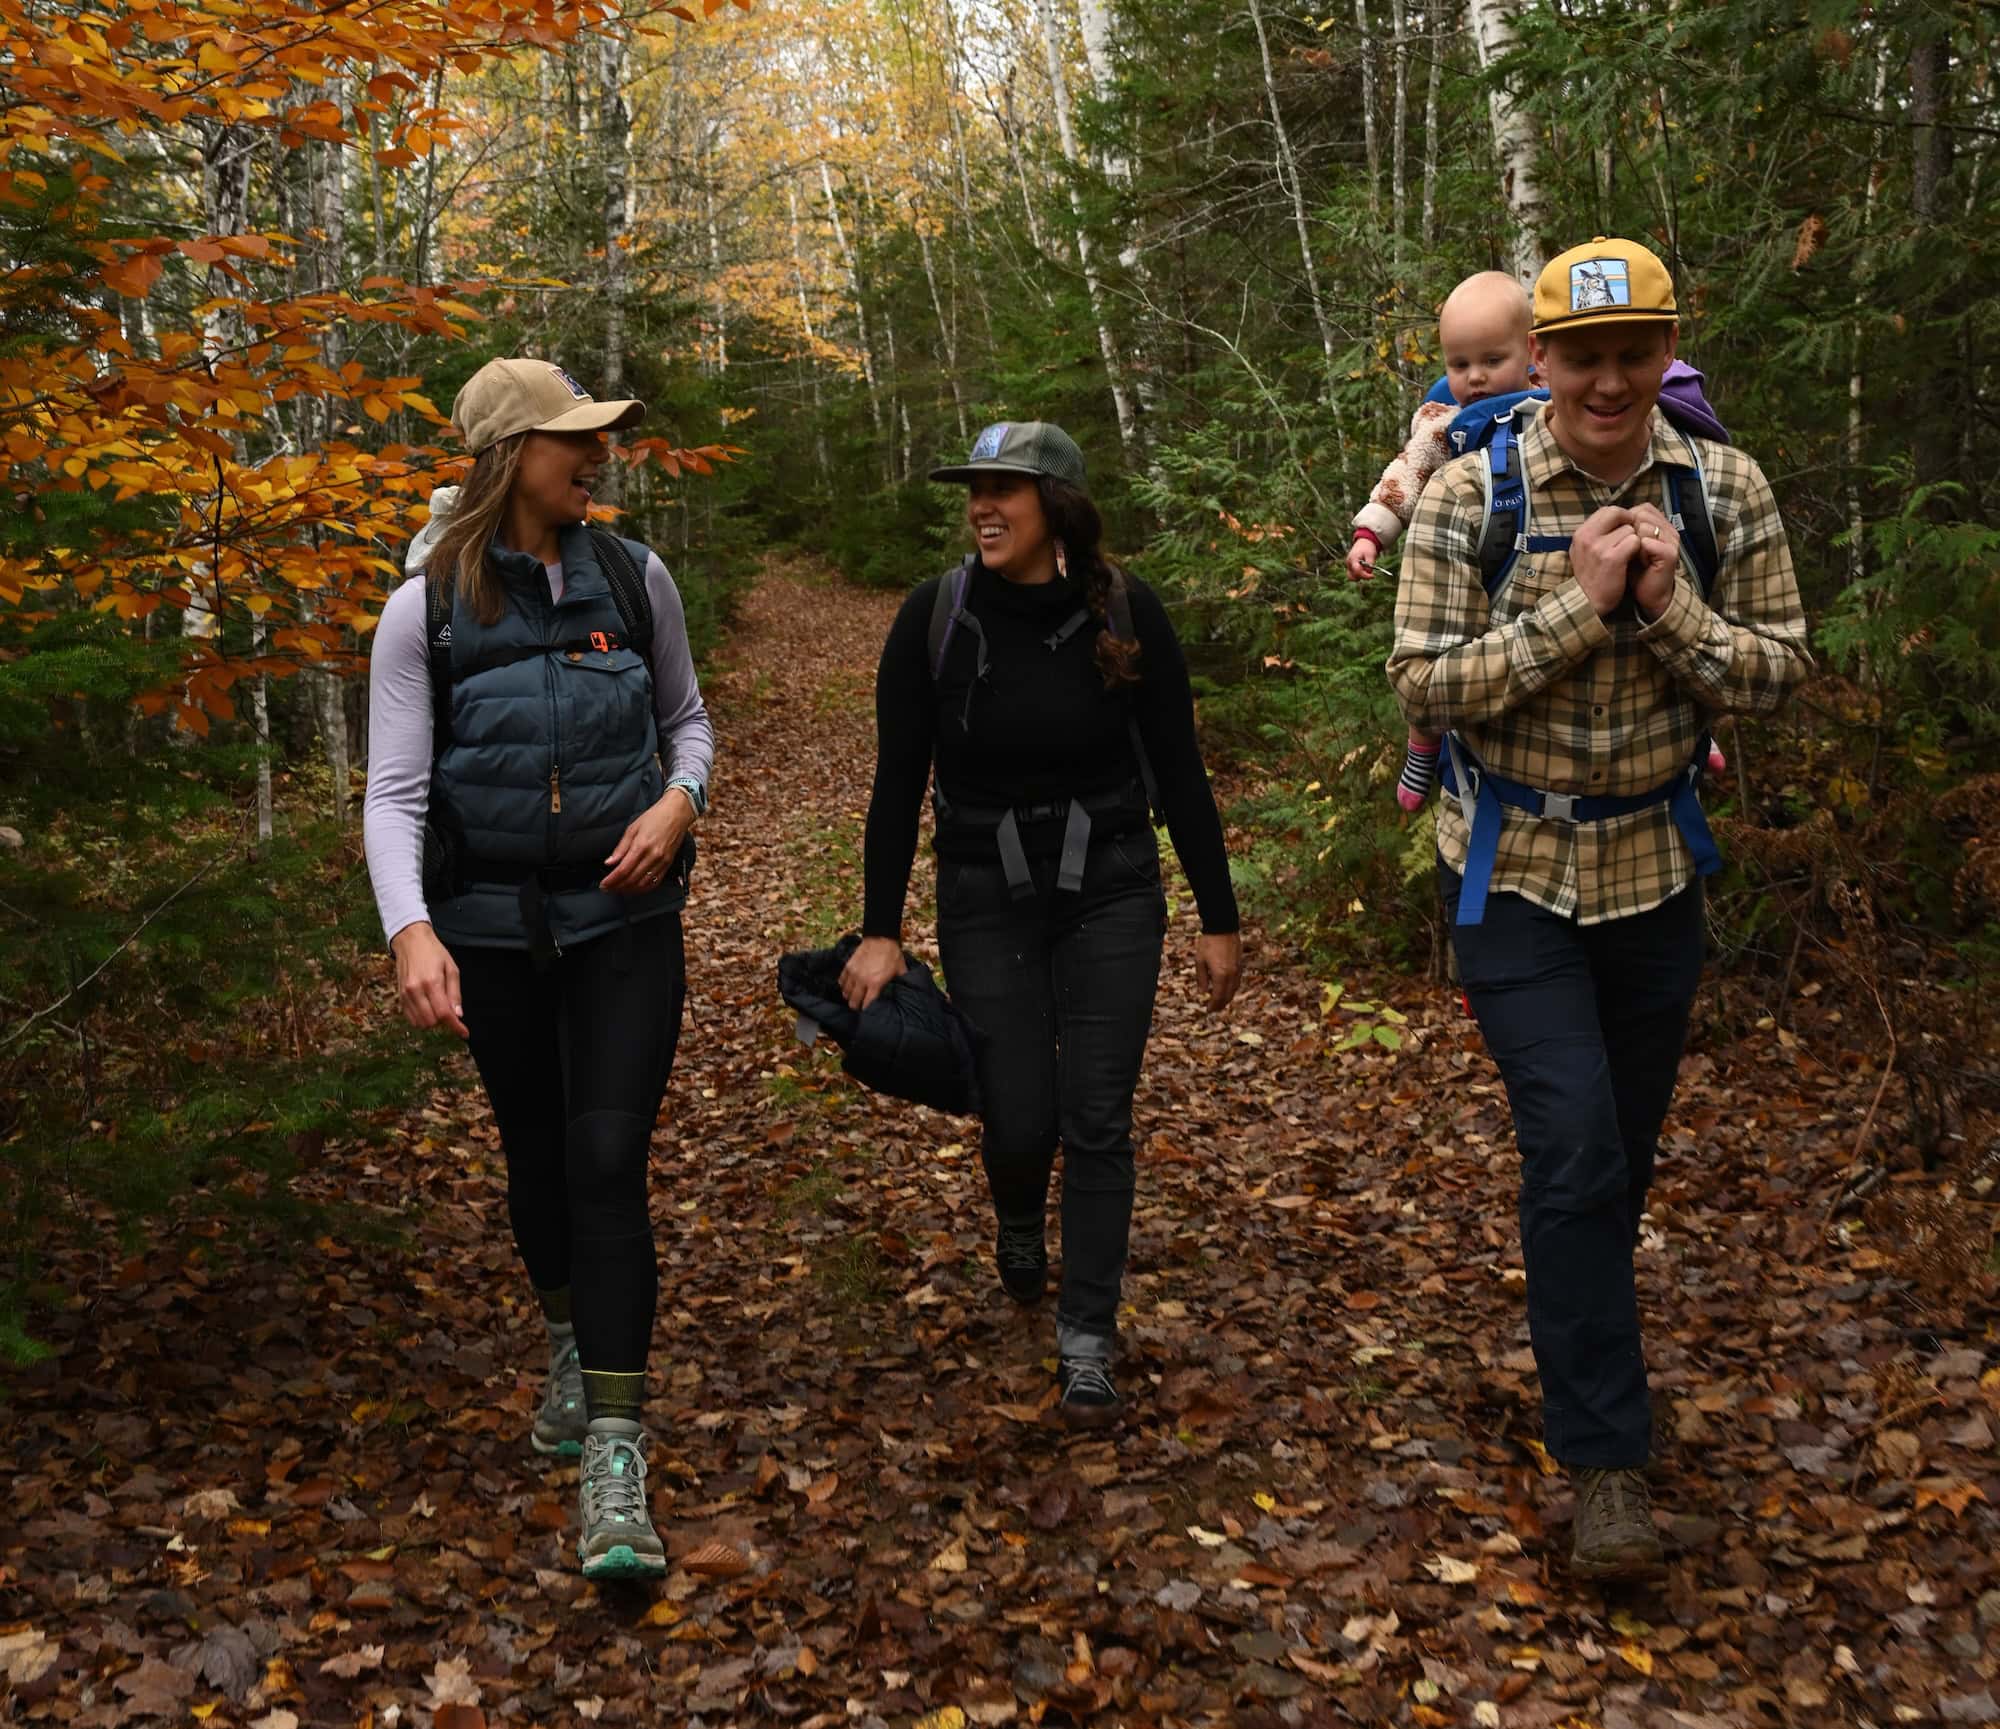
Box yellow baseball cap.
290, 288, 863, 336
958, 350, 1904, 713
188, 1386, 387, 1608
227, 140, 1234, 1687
450, 357, 646, 455
1532, 237, 1678, 336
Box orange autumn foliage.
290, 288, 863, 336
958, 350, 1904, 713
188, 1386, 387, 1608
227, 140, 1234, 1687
0, 0, 733, 733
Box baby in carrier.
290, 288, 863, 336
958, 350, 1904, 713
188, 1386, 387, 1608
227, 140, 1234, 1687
1346, 270, 1729, 811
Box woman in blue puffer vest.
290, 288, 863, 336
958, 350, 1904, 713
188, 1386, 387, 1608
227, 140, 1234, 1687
363, 358, 714, 1583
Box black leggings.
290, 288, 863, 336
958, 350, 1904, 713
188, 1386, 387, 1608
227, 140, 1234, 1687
451, 914, 686, 1374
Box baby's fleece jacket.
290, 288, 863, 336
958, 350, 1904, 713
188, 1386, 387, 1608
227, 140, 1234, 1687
1352, 399, 1456, 553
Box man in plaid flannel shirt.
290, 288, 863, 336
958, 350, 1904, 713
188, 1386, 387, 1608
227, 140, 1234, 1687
1388, 237, 1811, 1578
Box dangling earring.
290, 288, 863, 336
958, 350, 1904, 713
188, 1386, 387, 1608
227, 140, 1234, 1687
1054, 539, 1068, 581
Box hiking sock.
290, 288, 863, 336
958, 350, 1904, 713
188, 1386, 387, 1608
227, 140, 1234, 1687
581, 1369, 645, 1426
1397, 737, 1441, 813
537, 1285, 573, 1327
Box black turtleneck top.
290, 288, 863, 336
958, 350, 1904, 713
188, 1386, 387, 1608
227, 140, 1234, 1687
862, 561, 1240, 938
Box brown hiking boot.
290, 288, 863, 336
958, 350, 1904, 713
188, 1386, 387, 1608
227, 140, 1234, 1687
1570, 1468, 1665, 1580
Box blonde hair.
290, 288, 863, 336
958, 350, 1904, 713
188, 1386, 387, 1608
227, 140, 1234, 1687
427, 432, 527, 626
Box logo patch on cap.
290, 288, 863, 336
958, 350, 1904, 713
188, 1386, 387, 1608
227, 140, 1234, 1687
549, 365, 590, 399
969, 422, 1011, 462
1569, 259, 1631, 312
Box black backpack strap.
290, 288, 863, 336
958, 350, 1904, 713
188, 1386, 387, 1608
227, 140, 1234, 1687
1475, 414, 1536, 600
1660, 429, 1721, 601
588, 528, 655, 651
1104, 565, 1160, 816
425, 574, 454, 756
927, 558, 987, 731
927, 557, 977, 677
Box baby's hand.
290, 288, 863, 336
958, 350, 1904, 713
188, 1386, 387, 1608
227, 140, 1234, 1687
1345, 538, 1377, 582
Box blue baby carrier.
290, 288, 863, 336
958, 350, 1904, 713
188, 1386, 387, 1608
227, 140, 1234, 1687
1423, 383, 1726, 926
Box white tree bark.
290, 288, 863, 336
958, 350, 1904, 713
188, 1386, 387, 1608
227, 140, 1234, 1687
313, 84, 353, 820
915, 203, 969, 442
1075, 0, 1159, 426
787, 181, 833, 488
1248, 0, 1340, 401
1390, 0, 1409, 269
703, 127, 728, 375
1468, 0, 1546, 286
860, 167, 910, 483
1036, 0, 1139, 452
596, 28, 632, 507
1354, 0, 1381, 222
998, 73, 1052, 263
820, 160, 885, 452
1420, 0, 1443, 246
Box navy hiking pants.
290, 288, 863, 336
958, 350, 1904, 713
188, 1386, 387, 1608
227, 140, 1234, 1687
1441, 866, 1704, 1469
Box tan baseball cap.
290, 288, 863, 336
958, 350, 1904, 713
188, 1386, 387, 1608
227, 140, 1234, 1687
450, 357, 646, 454
1533, 236, 1678, 336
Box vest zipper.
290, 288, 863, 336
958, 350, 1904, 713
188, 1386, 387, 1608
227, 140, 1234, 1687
550, 767, 562, 813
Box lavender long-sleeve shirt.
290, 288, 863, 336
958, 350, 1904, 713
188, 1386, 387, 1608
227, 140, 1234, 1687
362, 551, 715, 947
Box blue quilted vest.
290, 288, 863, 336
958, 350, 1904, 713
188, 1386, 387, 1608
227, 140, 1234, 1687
427, 522, 672, 951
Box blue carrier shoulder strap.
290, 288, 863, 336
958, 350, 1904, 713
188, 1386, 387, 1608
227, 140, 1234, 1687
1472, 410, 1721, 606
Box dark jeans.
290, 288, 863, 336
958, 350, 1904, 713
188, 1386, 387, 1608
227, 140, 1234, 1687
1441, 867, 1704, 1469
450, 913, 686, 1375
938, 830, 1167, 1338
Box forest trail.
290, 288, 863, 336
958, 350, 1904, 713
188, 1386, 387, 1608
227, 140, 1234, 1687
3, 560, 1990, 1728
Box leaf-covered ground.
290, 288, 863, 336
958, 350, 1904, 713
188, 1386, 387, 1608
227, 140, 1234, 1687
5, 560, 1997, 1728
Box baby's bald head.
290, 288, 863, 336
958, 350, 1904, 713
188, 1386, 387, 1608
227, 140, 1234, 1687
1438, 271, 1534, 405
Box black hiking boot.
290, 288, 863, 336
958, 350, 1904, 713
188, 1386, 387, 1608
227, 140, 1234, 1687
995, 1219, 1048, 1305
1057, 1327, 1123, 1430
1570, 1467, 1666, 1581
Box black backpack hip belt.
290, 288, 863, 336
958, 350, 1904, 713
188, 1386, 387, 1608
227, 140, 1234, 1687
932, 779, 1150, 901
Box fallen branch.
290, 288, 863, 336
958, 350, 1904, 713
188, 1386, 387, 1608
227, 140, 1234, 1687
0, 843, 237, 1051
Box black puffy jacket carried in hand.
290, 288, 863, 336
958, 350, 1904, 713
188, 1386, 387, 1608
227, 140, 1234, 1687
776, 934, 985, 1115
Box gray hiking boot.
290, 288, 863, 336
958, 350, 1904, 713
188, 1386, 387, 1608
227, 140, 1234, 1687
577, 1419, 667, 1581
530, 1327, 586, 1458
1056, 1325, 1123, 1430
1570, 1467, 1665, 1580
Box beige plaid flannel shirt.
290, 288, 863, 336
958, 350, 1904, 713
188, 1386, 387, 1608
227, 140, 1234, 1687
1388, 407, 1811, 924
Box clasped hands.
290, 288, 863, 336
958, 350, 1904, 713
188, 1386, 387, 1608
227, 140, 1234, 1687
1569, 501, 1680, 620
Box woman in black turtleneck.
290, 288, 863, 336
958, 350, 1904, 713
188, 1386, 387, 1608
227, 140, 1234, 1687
840, 420, 1242, 1427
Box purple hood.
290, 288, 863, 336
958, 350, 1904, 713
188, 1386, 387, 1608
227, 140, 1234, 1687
1658, 358, 1729, 444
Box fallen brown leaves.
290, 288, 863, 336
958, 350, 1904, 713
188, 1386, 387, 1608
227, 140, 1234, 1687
2, 556, 1996, 1728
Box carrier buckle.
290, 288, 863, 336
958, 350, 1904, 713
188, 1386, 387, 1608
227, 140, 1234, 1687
1540, 791, 1579, 823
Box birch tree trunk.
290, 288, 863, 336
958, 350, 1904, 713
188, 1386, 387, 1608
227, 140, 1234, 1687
1036, 0, 1139, 453
861, 168, 910, 484
787, 181, 834, 488
191, 124, 272, 840
916, 205, 969, 442
596, 29, 631, 508
1390, 0, 1408, 272
1076, 0, 1159, 427
704, 129, 728, 376
1420, 0, 1443, 246
311, 86, 353, 820
1248, 0, 1340, 402
999, 74, 1052, 263
1468, 0, 1545, 285
820, 159, 885, 463
1354, 0, 1381, 222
